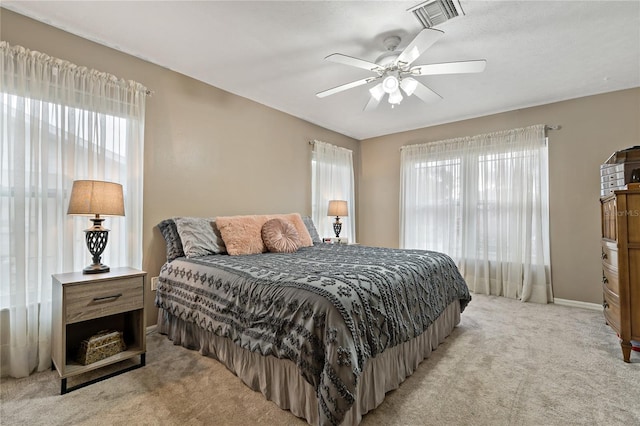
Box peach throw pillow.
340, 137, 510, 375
216, 213, 313, 255
261, 219, 300, 253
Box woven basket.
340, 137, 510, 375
76, 330, 126, 365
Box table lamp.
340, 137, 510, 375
67, 180, 125, 274
327, 200, 348, 238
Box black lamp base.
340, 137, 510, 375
333, 216, 342, 238
83, 263, 110, 274
83, 217, 111, 274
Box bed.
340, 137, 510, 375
154, 215, 471, 426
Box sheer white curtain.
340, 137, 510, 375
400, 124, 551, 303
0, 42, 147, 378
311, 140, 356, 242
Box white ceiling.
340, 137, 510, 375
3, 1, 640, 140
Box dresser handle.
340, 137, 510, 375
603, 300, 609, 309
602, 276, 608, 284
92, 293, 122, 302
601, 252, 608, 260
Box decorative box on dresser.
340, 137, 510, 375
51, 267, 147, 393
600, 189, 640, 362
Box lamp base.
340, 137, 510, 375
333, 216, 342, 238
83, 219, 111, 274
83, 263, 110, 274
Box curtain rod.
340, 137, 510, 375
312, 125, 559, 147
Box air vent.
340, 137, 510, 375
408, 0, 464, 29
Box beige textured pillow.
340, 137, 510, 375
216, 213, 313, 256
261, 219, 301, 253
216, 215, 266, 255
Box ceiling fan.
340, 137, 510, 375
316, 28, 486, 110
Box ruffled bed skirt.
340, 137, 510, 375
157, 300, 461, 425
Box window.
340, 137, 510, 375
0, 41, 147, 377
0, 94, 132, 307
404, 157, 461, 255
311, 140, 356, 242
400, 125, 551, 303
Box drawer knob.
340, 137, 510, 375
92, 293, 123, 302
603, 300, 609, 309
602, 276, 609, 284
601, 252, 608, 260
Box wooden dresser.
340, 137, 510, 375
600, 189, 640, 362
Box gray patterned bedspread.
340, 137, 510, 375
155, 243, 470, 425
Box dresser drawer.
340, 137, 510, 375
602, 263, 620, 295
603, 288, 621, 332
65, 277, 144, 324
600, 163, 624, 177
600, 180, 626, 197
601, 243, 618, 269
600, 171, 620, 182
600, 177, 625, 188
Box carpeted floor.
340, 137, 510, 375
1, 294, 639, 425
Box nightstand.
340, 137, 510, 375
323, 237, 350, 244
51, 267, 146, 394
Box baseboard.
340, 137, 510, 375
553, 298, 602, 311
146, 324, 158, 335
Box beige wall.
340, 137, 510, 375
359, 88, 640, 304
1, 9, 360, 325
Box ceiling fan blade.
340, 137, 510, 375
411, 80, 442, 104
325, 53, 383, 73
395, 28, 444, 67
411, 60, 487, 76
316, 77, 376, 98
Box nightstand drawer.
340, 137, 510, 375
65, 277, 143, 324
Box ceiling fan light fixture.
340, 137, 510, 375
400, 77, 419, 96
382, 75, 399, 94
388, 89, 403, 105
369, 83, 385, 101
319, 23, 486, 112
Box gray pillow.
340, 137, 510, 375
302, 216, 322, 244
157, 218, 185, 262
174, 217, 226, 258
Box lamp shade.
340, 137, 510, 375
327, 200, 348, 217
67, 180, 125, 216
